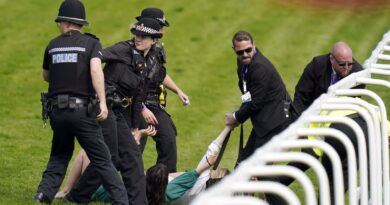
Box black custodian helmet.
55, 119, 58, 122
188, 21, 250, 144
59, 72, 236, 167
130, 18, 163, 39
136, 8, 169, 27
55, 0, 89, 26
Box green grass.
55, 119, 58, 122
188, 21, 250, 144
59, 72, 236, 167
0, 0, 389, 204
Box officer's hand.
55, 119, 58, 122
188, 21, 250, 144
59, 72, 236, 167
225, 112, 239, 128
97, 102, 108, 121
142, 107, 158, 125
177, 90, 190, 106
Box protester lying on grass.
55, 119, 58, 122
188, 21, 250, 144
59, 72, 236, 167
54, 126, 156, 199
91, 126, 232, 205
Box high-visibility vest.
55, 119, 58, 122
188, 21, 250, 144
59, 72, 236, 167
308, 104, 390, 157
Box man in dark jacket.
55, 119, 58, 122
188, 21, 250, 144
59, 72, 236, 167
225, 30, 291, 164
282, 41, 366, 205
293, 41, 364, 117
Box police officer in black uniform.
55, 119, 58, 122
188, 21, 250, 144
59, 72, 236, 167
34, 1, 128, 204
64, 18, 164, 205
135, 8, 190, 173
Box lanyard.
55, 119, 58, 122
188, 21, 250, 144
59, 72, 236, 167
241, 65, 248, 93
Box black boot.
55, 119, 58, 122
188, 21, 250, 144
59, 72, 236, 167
33, 192, 51, 204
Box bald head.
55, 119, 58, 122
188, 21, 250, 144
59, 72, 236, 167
331, 41, 353, 60
330, 41, 354, 77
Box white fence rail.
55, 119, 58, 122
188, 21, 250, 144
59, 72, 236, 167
191, 30, 390, 205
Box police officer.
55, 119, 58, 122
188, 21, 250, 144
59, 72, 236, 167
136, 8, 190, 173
64, 18, 164, 205
34, 1, 128, 204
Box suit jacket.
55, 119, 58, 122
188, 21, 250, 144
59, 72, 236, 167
235, 48, 290, 138
293, 53, 364, 116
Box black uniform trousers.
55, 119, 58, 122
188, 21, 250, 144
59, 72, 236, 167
68, 107, 147, 205
37, 107, 128, 205
266, 116, 369, 205
139, 104, 177, 173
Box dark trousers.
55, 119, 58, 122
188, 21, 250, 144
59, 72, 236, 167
267, 115, 368, 205
322, 116, 368, 205
37, 107, 128, 205
68, 108, 147, 205
138, 105, 177, 173
236, 120, 291, 164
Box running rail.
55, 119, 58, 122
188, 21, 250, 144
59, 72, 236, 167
191, 29, 390, 205
306, 115, 368, 205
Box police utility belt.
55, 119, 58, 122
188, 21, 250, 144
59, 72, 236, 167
40, 93, 93, 127
51, 95, 89, 109
145, 94, 160, 107
106, 92, 131, 109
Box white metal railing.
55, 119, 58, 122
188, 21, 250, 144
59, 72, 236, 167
191, 30, 390, 205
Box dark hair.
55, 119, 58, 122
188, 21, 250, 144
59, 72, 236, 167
146, 163, 169, 205
232, 30, 253, 46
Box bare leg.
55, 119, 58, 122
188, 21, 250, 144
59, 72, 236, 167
55, 150, 90, 198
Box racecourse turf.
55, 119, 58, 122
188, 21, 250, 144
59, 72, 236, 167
0, 0, 389, 204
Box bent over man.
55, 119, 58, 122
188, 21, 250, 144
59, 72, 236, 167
293, 41, 364, 117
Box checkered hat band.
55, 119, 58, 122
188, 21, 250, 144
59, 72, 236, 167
134, 25, 159, 34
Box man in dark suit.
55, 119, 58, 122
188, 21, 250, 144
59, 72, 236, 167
225, 30, 292, 164
293, 41, 364, 117
282, 42, 366, 205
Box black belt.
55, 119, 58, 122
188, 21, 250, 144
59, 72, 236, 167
50, 96, 89, 109
145, 94, 159, 107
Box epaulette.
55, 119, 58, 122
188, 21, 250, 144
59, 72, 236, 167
84, 33, 99, 40
127, 40, 135, 47
155, 43, 167, 64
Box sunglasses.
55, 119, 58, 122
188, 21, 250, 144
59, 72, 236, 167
331, 54, 354, 67
235, 47, 253, 56
337, 62, 354, 67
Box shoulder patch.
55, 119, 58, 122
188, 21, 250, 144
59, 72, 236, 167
84, 33, 99, 40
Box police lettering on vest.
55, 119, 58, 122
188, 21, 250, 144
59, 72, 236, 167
52, 53, 78, 64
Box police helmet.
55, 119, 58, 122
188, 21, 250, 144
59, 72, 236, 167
55, 0, 89, 26
130, 18, 163, 39
136, 8, 169, 27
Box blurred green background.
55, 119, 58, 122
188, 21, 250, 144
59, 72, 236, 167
0, 0, 389, 204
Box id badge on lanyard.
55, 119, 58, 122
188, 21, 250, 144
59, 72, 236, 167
241, 85, 251, 103
241, 67, 251, 103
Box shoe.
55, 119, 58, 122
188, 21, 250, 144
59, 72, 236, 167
33, 192, 51, 204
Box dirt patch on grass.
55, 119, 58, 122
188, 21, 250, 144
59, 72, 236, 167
281, 0, 390, 8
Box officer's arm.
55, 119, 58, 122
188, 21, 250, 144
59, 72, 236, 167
42, 69, 49, 82
90, 57, 108, 120
163, 74, 189, 104
163, 74, 180, 93
90, 58, 105, 103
